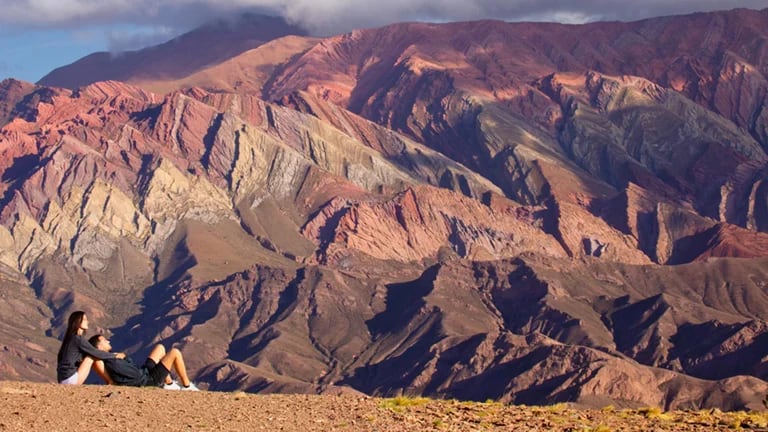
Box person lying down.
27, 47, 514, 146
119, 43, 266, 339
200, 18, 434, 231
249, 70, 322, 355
89, 335, 199, 391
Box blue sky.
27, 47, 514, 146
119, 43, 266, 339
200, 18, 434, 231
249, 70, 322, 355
1, 0, 766, 83
0, 23, 177, 82
1, 27, 109, 83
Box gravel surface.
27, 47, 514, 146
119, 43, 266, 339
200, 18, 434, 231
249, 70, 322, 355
2, 381, 767, 431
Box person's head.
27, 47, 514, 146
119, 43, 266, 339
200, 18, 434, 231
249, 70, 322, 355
88, 334, 112, 352
65, 311, 89, 337
57, 311, 90, 360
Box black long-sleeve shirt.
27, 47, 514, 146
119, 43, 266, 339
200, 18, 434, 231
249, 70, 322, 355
102, 357, 150, 386
56, 334, 117, 382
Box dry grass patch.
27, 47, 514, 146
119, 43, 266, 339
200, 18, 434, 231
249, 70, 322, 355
380, 395, 432, 411
717, 410, 768, 429
635, 406, 673, 421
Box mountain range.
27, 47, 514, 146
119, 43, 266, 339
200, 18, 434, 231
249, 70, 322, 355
2, 7, 768, 410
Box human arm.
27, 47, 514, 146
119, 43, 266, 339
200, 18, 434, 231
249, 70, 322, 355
75, 335, 118, 360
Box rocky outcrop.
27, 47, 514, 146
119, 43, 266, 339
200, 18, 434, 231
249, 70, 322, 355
546, 72, 765, 215
0, 79, 36, 127
107, 256, 768, 410
262, 10, 768, 226
673, 223, 768, 263
0, 80, 470, 274
301, 186, 567, 264
0, 267, 56, 383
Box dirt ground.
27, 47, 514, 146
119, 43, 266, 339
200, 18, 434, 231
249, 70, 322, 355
1, 381, 767, 431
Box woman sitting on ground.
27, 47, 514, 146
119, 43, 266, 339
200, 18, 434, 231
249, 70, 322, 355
56, 311, 125, 385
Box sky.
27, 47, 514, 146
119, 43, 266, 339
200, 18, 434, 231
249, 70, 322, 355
1, 0, 767, 83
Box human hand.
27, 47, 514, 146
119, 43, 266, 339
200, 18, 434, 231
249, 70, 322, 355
115, 352, 126, 359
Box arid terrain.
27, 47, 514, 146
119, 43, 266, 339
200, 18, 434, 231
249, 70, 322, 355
1, 7, 768, 411
2, 381, 767, 431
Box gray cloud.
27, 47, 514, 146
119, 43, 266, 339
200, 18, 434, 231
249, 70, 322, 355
106, 26, 178, 52
1, 0, 766, 42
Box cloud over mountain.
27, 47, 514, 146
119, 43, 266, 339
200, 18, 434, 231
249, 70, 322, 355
2, 0, 767, 38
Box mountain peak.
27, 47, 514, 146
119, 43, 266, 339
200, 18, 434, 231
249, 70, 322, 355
37, 13, 307, 90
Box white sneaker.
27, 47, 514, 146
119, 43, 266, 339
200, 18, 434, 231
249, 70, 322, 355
181, 382, 200, 391
163, 380, 181, 390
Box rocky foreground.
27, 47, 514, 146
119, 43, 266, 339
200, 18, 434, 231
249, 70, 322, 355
1, 381, 767, 432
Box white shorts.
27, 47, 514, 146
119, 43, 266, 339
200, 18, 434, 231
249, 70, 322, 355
59, 372, 79, 385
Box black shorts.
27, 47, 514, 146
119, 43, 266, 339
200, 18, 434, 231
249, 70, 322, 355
142, 358, 170, 386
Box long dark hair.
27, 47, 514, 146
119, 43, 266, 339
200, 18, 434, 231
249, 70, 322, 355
57, 311, 86, 361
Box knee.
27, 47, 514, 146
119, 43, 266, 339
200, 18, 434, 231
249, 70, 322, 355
154, 344, 166, 355
170, 348, 182, 357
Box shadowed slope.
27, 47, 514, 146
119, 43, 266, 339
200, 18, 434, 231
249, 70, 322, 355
117, 255, 768, 410
38, 14, 307, 90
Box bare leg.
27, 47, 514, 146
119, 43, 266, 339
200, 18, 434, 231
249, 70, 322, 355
74, 357, 94, 385
147, 344, 173, 384
147, 344, 166, 363
93, 360, 113, 385
159, 348, 191, 387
